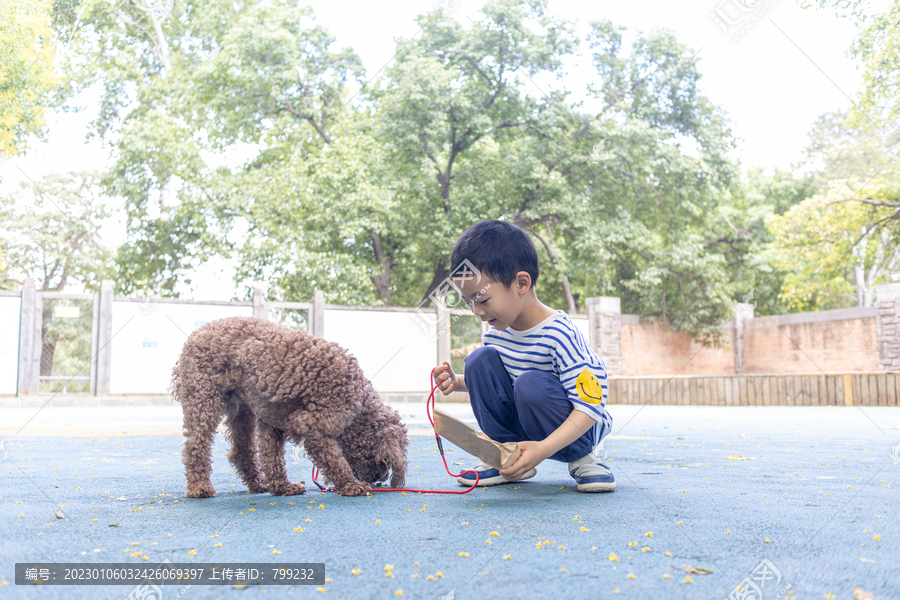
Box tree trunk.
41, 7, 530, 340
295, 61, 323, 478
526, 226, 578, 314
369, 231, 393, 306
421, 264, 451, 307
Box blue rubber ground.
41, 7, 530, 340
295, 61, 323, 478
2, 405, 898, 600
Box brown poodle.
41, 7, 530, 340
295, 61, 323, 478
170, 316, 409, 498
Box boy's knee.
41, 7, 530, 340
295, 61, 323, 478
513, 370, 551, 406
464, 345, 500, 373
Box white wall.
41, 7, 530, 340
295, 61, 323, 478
0, 296, 21, 395
109, 302, 253, 394
324, 309, 437, 392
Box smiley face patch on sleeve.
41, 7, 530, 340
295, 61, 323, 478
576, 369, 604, 405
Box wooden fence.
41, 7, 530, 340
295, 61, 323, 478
606, 373, 899, 406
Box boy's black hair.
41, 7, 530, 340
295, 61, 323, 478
450, 220, 539, 289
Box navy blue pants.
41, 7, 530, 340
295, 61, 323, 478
463, 345, 594, 463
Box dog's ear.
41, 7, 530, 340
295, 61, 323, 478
377, 420, 409, 489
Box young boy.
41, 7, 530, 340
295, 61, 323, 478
433, 220, 615, 492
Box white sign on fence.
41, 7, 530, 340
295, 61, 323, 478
324, 308, 437, 393
0, 296, 21, 395
109, 301, 253, 395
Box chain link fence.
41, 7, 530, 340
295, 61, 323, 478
450, 313, 484, 374
268, 307, 309, 332
39, 298, 93, 394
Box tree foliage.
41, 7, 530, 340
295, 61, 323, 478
0, 0, 59, 155
48, 0, 809, 341
0, 172, 114, 292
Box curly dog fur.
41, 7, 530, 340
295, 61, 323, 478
170, 316, 409, 498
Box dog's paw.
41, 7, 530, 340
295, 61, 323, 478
186, 484, 216, 499
269, 482, 306, 496
337, 481, 372, 497
248, 481, 268, 494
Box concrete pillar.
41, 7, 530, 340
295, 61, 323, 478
95, 280, 114, 395
252, 288, 268, 320
437, 304, 451, 367
875, 283, 900, 371
89, 288, 100, 396
310, 290, 325, 338
16, 278, 36, 395
586, 296, 622, 375
733, 301, 754, 375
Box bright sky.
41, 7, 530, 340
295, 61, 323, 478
1, 0, 867, 299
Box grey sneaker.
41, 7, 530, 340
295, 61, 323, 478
457, 463, 536, 486
569, 460, 616, 492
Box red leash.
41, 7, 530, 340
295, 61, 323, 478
309, 367, 480, 494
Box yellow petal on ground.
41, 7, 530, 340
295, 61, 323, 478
608, 552, 619, 562
294, 527, 303, 532
626, 573, 635, 579
663, 573, 672, 579
874, 534, 881, 540
726, 529, 731, 535
214, 543, 222, 547
459, 552, 469, 557
491, 531, 499, 536
646, 532, 653, 537
665, 551, 673, 557
580, 527, 590, 532
628, 541, 637, 546
272, 550, 281, 555
316, 587, 326, 593
351, 569, 360, 576
765, 538, 770, 543
503, 555, 511, 560
853, 587, 874, 600
642, 547, 651, 552
395, 591, 403, 597
384, 564, 394, 571
683, 576, 694, 583
188, 550, 196, 556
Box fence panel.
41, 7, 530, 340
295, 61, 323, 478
450, 313, 482, 374
323, 308, 436, 393
39, 297, 94, 394
0, 296, 20, 395
607, 373, 899, 406
109, 301, 253, 394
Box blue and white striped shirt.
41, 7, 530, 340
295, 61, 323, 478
482, 311, 613, 450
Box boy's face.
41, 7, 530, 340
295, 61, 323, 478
454, 272, 530, 331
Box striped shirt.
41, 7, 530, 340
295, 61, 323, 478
482, 311, 613, 450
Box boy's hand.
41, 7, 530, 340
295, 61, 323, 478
499, 441, 552, 481
433, 361, 458, 395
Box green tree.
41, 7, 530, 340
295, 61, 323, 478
0, 0, 59, 156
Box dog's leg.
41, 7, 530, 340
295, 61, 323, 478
225, 405, 267, 494
181, 391, 222, 499
257, 420, 306, 496
302, 430, 372, 497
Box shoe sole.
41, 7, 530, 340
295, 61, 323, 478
576, 481, 616, 492
457, 468, 536, 487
